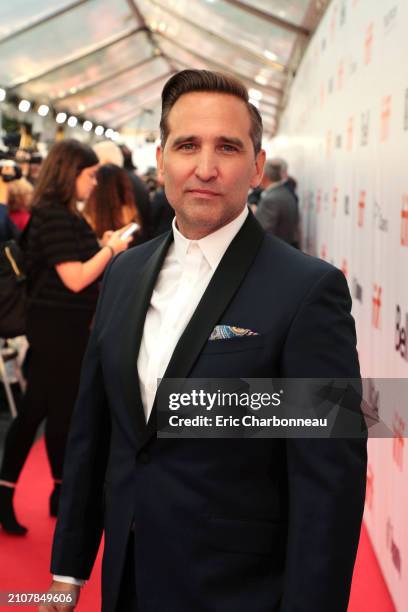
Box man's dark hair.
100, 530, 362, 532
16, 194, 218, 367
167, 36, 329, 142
160, 70, 263, 155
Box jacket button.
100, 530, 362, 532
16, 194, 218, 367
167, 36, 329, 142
138, 451, 150, 464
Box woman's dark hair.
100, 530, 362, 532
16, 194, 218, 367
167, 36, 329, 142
84, 163, 140, 238
32, 139, 98, 213
160, 69, 263, 155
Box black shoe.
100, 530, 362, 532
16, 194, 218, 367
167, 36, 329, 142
0, 484, 28, 535
49, 483, 61, 518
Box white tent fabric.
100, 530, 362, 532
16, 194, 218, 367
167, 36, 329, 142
0, 0, 327, 137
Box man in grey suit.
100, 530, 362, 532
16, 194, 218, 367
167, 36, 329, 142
255, 160, 299, 245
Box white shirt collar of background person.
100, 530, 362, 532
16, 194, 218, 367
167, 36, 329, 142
172, 205, 249, 272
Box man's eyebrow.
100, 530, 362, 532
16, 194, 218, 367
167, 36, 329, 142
171, 135, 198, 147
216, 136, 245, 148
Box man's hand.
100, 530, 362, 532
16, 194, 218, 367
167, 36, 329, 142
38, 580, 81, 612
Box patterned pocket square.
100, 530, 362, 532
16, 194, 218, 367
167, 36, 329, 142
209, 325, 260, 340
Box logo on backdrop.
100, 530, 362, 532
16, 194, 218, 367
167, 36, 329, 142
326, 130, 332, 157
332, 187, 338, 216
360, 110, 370, 146
346, 117, 353, 151
364, 23, 374, 65
386, 519, 402, 576
401, 195, 408, 246
392, 411, 405, 471
383, 6, 398, 36
344, 195, 350, 215
380, 95, 392, 142
395, 305, 408, 362
366, 464, 374, 510
372, 285, 382, 329
339, 0, 347, 26
373, 200, 389, 232
352, 277, 363, 303
337, 60, 344, 90
404, 89, 408, 131
316, 189, 322, 214
358, 190, 366, 227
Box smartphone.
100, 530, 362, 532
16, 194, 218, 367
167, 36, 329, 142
121, 222, 140, 240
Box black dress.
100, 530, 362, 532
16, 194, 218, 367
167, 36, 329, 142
0, 204, 100, 483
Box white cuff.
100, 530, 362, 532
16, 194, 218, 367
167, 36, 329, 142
53, 575, 85, 587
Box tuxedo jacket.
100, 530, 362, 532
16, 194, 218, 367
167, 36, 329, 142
51, 213, 367, 612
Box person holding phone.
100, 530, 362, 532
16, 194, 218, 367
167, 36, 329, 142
0, 140, 132, 535
84, 163, 142, 246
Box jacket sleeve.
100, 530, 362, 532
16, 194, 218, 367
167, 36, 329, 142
280, 268, 367, 612
50, 261, 113, 579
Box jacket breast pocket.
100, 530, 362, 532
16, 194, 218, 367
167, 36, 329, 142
202, 335, 265, 355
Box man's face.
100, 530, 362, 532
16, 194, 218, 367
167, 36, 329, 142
157, 92, 265, 239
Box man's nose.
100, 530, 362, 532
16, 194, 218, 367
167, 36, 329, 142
194, 151, 218, 181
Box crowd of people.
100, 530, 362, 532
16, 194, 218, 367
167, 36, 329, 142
0, 135, 299, 536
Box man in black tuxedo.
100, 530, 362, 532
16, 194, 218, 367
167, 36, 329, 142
43, 70, 366, 612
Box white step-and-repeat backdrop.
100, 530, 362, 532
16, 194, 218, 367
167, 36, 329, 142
271, 0, 407, 608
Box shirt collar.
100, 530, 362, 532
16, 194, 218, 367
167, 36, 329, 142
172, 206, 249, 271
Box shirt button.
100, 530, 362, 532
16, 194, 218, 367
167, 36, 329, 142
138, 451, 150, 464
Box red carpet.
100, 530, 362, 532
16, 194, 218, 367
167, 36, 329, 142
0, 437, 396, 611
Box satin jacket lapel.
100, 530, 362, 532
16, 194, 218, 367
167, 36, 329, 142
139, 212, 265, 449
120, 231, 173, 437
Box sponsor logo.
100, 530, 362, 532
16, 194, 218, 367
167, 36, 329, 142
372, 284, 382, 329
395, 305, 408, 361
380, 95, 392, 142
337, 60, 344, 90
401, 195, 408, 246
344, 195, 350, 215
386, 519, 402, 576
383, 6, 398, 35
335, 134, 342, 149
346, 117, 353, 151
326, 131, 332, 157
392, 411, 405, 471
316, 189, 322, 214
364, 23, 374, 64
339, 0, 347, 26
366, 464, 374, 510
404, 89, 408, 131
361, 110, 370, 146
358, 190, 366, 227
352, 277, 363, 303
328, 76, 334, 95
373, 200, 389, 232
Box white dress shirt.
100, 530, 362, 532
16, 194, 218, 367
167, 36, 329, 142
54, 206, 248, 585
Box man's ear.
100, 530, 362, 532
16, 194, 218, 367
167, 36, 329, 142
250, 149, 266, 188
156, 145, 164, 183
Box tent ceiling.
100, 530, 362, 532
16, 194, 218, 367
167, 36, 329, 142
0, 0, 327, 138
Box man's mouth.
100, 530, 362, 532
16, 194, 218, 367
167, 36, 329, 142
186, 189, 221, 197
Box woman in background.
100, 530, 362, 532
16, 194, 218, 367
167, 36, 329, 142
84, 163, 142, 244
0, 140, 131, 535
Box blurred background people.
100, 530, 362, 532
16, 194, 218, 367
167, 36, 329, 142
255, 159, 299, 247
7, 177, 33, 231
84, 163, 142, 244
93, 141, 152, 242
0, 139, 131, 535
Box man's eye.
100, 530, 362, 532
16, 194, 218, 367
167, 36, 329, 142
179, 143, 196, 150
220, 144, 238, 152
